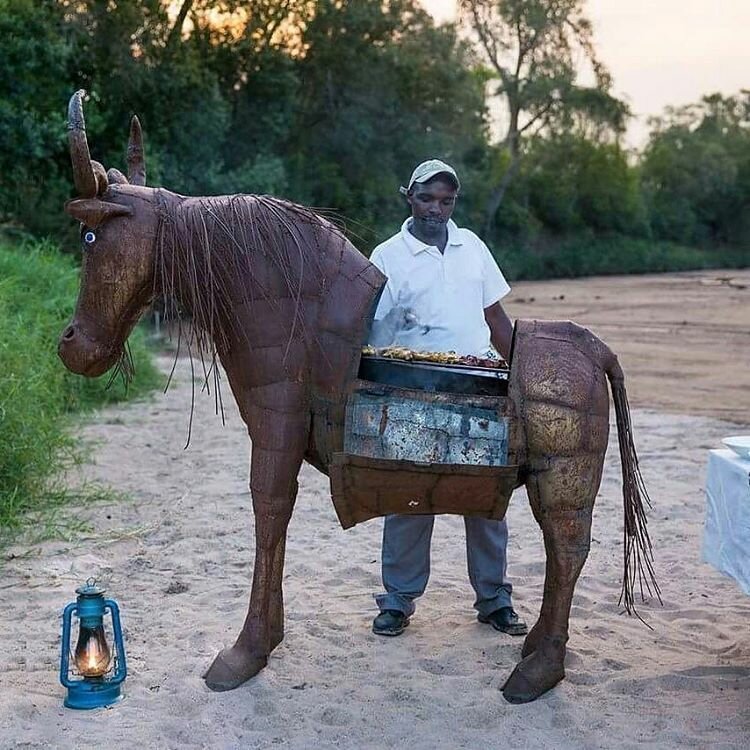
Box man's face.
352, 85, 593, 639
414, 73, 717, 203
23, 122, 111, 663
407, 176, 457, 236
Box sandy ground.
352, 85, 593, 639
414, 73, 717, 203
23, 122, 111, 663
503, 269, 750, 423
1, 270, 749, 749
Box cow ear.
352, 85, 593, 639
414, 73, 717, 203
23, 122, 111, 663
65, 198, 133, 227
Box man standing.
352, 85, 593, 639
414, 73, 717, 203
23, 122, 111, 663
368, 159, 527, 638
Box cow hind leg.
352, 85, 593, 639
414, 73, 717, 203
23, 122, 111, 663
502, 457, 597, 704
204, 408, 307, 692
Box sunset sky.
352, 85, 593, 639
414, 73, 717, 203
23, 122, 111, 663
423, 0, 749, 147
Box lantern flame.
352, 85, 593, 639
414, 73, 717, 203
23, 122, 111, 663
74, 624, 112, 678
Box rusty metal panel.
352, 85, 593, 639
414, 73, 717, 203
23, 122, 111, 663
328, 381, 520, 529
329, 453, 519, 529
344, 387, 511, 467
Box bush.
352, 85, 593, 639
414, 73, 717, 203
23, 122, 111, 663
0, 239, 160, 538
491, 234, 749, 281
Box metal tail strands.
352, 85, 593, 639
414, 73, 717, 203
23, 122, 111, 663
608, 361, 662, 621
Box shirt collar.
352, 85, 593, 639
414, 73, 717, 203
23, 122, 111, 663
400, 218, 463, 255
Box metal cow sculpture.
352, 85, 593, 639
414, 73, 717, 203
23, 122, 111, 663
58, 91, 658, 704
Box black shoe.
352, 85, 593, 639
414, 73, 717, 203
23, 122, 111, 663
372, 609, 410, 636
478, 607, 528, 636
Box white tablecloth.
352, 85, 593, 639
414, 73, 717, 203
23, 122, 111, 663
703, 449, 750, 595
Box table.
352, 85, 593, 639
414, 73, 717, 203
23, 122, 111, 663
703, 449, 750, 595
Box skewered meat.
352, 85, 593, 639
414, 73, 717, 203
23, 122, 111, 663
361, 346, 507, 369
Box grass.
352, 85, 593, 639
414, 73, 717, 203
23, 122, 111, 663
0, 239, 161, 544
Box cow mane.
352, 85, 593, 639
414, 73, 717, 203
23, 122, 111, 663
152, 189, 349, 444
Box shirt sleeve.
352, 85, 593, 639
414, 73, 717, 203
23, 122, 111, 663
370, 248, 397, 321
479, 240, 511, 307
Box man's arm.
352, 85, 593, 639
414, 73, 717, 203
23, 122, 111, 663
484, 301, 513, 360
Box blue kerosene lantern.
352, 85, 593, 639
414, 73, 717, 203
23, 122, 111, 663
59, 579, 127, 709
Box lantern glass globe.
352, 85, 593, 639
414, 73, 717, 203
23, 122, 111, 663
74, 624, 111, 677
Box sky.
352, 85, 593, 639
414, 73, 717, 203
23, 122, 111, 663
422, 0, 750, 148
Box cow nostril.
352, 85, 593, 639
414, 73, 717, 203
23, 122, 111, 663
63, 326, 75, 341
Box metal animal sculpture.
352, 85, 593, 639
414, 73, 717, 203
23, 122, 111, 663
58, 91, 658, 704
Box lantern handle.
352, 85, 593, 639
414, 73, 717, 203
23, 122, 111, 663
59, 602, 78, 688
105, 600, 128, 685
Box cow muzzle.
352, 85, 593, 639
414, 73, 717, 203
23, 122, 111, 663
58, 321, 120, 377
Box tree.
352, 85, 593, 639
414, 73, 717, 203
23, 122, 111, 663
0, 0, 73, 236
641, 92, 750, 246
289, 0, 489, 245
459, 0, 629, 236
523, 134, 647, 235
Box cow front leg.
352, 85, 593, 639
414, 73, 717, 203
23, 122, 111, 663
204, 409, 306, 692
269, 504, 292, 651
502, 459, 597, 704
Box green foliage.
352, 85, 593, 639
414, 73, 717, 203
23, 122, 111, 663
461, 0, 625, 136
520, 135, 649, 236
641, 93, 750, 247
287, 0, 489, 243
458, 0, 630, 232
0, 239, 160, 538
0, 0, 73, 237
491, 234, 748, 280
0, 0, 746, 274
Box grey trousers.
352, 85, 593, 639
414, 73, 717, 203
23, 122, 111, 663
375, 514, 514, 617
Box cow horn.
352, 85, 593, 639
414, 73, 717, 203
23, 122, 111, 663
67, 90, 98, 198
127, 115, 146, 186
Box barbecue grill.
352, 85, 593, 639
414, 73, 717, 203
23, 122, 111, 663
328, 353, 519, 529
358, 354, 509, 396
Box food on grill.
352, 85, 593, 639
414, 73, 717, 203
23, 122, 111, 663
459, 354, 508, 369
361, 345, 507, 369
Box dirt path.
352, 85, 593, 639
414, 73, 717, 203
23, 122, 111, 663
1, 270, 749, 749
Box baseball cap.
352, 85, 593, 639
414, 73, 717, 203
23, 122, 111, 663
399, 159, 460, 195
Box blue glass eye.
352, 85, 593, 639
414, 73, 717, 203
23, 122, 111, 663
84, 230, 96, 244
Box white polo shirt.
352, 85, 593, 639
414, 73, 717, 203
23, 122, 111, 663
370, 218, 511, 356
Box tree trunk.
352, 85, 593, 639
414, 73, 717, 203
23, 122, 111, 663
167, 0, 194, 49
483, 147, 521, 238
483, 108, 521, 238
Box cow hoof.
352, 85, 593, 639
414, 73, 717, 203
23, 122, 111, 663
501, 650, 565, 704
203, 646, 267, 692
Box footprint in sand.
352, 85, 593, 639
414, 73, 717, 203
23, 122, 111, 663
676, 665, 750, 680
602, 657, 628, 671
551, 712, 575, 730
388, 686, 418, 703
318, 706, 352, 726
252, 698, 279, 716
564, 670, 598, 686
417, 656, 470, 677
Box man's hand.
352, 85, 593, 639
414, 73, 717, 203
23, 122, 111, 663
369, 306, 424, 347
